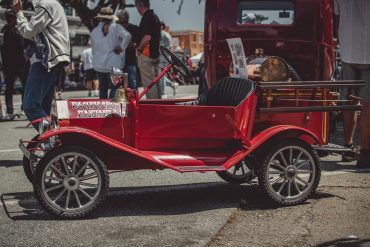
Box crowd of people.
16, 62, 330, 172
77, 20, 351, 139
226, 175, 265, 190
0, 0, 179, 122
0, 0, 368, 166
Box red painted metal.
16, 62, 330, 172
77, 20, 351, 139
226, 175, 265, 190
204, 0, 335, 85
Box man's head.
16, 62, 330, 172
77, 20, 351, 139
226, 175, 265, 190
116, 9, 130, 26
160, 22, 165, 31
135, 0, 150, 16
95, 7, 114, 23
5, 9, 17, 26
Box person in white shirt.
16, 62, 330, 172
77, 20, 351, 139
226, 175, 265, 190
90, 7, 131, 99
334, 0, 370, 167
81, 47, 99, 97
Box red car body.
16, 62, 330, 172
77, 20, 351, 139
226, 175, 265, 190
204, 0, 336, 145
19, 1, 363, 218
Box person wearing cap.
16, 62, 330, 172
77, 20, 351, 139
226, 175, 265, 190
135, 0, 161, 99
91, 7, 132, 99
12, 0, 70, 130
0, 9, 29, 115
116, 9, 140, 90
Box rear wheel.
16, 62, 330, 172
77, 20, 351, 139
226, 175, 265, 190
34, 146, 109, 219
258, 139, 320, 206
217, 158, 255, 184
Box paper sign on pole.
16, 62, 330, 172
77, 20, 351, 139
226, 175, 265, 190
226, 38, 248, 78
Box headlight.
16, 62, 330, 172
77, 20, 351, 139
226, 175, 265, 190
39, 118, 51, 135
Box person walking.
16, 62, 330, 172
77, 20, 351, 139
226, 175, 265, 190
334, 0, 370, 167
0, 9, 29, 115
116, 9, 140, 90
159, 22, 177, 98
81, 47, 99, 97
13, 0, 70, 130
91, 7, 131, 99
135, 0, 161, 99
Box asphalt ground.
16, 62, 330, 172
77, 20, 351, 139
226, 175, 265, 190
0, 87, 369, 247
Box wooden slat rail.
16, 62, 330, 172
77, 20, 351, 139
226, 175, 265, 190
258, 105, 363, 113
257, 80, 365, 89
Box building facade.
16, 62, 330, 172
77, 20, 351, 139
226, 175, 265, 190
171, 30, 204, 57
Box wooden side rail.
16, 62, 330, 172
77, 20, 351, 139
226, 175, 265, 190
257, 80, 365, 90
258, 105, 363, 113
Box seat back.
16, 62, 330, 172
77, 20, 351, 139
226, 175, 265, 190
205, 77, 255, 106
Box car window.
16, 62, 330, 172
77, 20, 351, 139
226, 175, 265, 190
238, 1, 295, 25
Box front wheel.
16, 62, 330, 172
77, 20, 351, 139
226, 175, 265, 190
23, 135, 43, 183
34, 146, 109, 219
258, 139, 320, 206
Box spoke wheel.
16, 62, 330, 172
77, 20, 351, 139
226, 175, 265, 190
217, 158, 255, 184
258, 139, 320, 206
23, 135, 44, 183
34, 146, 109, 219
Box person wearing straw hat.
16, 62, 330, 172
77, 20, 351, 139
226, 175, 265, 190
91, 7, 131, 99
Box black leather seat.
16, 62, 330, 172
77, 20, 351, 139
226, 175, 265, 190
202, 77, 255, 106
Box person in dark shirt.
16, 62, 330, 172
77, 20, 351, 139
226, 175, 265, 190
0, 9, 29, 115
135, 0, 161, 99
117, 9, 140, 89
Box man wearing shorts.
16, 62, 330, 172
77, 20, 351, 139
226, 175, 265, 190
81, 47, 99, 97
334, 0, 370, 167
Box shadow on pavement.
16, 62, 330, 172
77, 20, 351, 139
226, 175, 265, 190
239, 190, 336, 211
1, 182, 337, 221
315, 237, 370, 247
0, 160, 22, 168
321, 160, 370, 174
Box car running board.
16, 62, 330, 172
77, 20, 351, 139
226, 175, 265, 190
312, 143, 358, 155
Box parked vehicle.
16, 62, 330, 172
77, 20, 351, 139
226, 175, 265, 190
18, 0, 365, 219
19, 45, 363, 218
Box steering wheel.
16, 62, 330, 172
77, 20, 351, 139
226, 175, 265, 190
160, 46, 191, 84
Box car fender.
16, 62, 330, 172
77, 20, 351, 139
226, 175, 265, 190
38, 127, 181, 171
223, 125, 320, 170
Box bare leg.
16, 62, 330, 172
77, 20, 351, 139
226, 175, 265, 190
360, 100, 370, 150
86, 80, 93, 97
343, 110, 357, 145
93, 79, 99, 96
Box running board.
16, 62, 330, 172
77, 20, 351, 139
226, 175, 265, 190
312, 143, 357, 154
177, 166, 225, 172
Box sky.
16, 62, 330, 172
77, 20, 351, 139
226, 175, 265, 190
125, 0, 205, 32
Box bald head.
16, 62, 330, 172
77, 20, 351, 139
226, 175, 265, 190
117, 9, 130, 25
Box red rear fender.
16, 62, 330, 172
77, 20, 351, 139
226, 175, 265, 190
223, 125, 320, 170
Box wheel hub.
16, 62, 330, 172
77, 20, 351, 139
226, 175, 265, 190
63, 176, 80, 190
285, 166, 297, 180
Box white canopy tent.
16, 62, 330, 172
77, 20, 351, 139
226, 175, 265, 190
190, 52, 203, 64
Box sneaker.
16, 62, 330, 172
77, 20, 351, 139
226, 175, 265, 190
171, 82, 179, 96
357, 149, 370, 168
161, 94, 168, 99
342, 143, 358, 162
0, 114, 17, 122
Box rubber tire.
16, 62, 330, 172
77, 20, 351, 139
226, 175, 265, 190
217, 159, 256, 184
33, 146, 109, 219
217, 170, 255, 184
258, 139, 321, 206
23, 135, 40, 183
